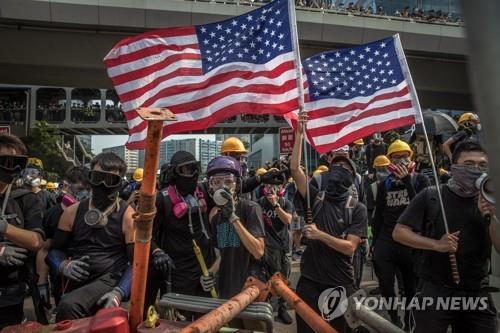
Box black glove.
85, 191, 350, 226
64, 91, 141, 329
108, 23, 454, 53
0, 244, 28, 266
97, 287, 124, 308
153, 249, 176, 273
261, 169, 286, 185
219, 189, 238, 223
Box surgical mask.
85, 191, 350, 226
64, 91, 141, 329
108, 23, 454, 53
448, 164, 484, 198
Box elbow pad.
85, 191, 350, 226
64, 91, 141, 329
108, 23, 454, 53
117, 266, 132, 301
45, 249, 67, 275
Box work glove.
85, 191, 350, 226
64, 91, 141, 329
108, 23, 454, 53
37, 283, 52, 310
0, 243, 28, 266
200, 272, 216, 292
59, 255, 90, 282
261, 169, 286, 185
152, 249, 176, 273
219, 189, 238, 223
97, 287, 124, 308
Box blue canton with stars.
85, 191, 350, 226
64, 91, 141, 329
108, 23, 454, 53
195, 0, 293, 73
304, 36, 405, 101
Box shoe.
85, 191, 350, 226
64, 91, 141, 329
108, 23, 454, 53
277, 306, 293, 325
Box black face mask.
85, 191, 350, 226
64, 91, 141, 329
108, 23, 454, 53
91, 184, 120, 211
325, 166, 354, 202
176, 176, 198, 196
0, 169, 18, 185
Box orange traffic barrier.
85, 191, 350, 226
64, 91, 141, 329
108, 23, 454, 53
269, 273, 338, 333
129, 108, 176, 333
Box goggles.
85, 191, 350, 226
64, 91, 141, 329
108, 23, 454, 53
330, 162, 352, 173
209, 173, 236, 190
0, 155, 28, 172
88, 170, 122, 188
175, 161, 201, 178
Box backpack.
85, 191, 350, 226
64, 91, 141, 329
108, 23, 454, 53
311, 191, 357, 235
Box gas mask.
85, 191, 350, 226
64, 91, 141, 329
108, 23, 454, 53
21, 167, 42, 188
85, 170, 122, 228
262, 184, 285, 197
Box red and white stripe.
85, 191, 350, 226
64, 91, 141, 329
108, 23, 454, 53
285, 81, 417, 154
104, 27, 299, 149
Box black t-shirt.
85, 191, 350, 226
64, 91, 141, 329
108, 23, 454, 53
258, 196, 293, 251
397, 185, 491, 290
37, 189, 56, 211
153, 189, 215, 289
373, 173, 429, 243
12, 190, 44, 239
0, 194, 44, 287
300, 183, 368, 286
212, 199, 265, 299
42, 203, 64, 239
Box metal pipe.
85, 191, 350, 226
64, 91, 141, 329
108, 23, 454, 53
268, 274, 338, 333
179, 285, 261, 333
129, 107, 176, 333
193, 239, 218, 298
348, 303, 404, 333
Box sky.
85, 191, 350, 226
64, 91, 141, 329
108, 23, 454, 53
91, 134, 216, 153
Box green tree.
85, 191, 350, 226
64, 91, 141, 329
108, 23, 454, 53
22, 121, 71, 181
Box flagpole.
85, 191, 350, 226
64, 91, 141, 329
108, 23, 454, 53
394, 34, 460, 284
287, 0, 312, 215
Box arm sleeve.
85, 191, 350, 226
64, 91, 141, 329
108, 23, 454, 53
396, 189, 428, 232
347, 203, 368, 238
117, 266, 132, 300
242, 176, 260, 194
51, 229, 72, 250
45, 248, 67, 274
22, 194, 45, 239
372, 182, 385, 243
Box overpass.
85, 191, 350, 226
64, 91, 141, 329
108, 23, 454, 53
0, 0, 470, 136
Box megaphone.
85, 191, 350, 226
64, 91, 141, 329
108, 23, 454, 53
475, 173, 495, 205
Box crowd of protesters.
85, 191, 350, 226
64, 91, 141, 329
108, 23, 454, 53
0, 110, 498, 332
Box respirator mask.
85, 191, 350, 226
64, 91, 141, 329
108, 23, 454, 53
209, 173, 237, 206
85, 170, 122, 228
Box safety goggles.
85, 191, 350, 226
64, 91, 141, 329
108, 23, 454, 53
0, 155, 28, 172
330, 162, 352, 172
88, 170, 122, 188
209, 173, 236, 190
175, 161, 201, 178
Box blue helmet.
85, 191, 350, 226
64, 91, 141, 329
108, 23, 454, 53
207, 156, 241, 178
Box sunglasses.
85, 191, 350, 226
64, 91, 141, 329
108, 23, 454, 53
0, 155, 28, 172
88, 170, 122, 188
175, 161, 201, 178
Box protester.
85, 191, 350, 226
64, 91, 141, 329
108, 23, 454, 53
443, 112, 481, 162
258, 180, 294, 324
394, 141, 499, 333
37, 166, 90, 307
290, 118, 368, 333
0, 133, 44, 329
205, 156, 265, 300
372, 139, 429, 328
365, 133, 388, 179
351, 139, 367, 174
146, 151, 211, 312
46, 152, 135, 321
19, 165, 56, 211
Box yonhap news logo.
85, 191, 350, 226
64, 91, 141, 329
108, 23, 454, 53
318, 286, 349, 321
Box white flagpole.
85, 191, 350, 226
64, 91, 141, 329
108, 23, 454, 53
287, 0, 312, 214
394, 34, 460, 284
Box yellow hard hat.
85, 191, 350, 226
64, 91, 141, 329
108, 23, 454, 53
256, 168, 267, 177
133, 168, 144, 182
221, 137, 247, 154
312, 169, 324, 177
458, 112, 479, 125
28, 157, 43, 170
353, 139, 364, 145
317, 165, 329, 172
373, 155, 390, 167
438, 168, 450, 176
387, 139, 412, 158
46, 182, 56, 190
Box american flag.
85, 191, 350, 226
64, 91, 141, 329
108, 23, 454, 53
103, 0, 300, 149
297, 34, 419, 154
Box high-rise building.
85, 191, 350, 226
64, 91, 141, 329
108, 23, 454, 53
102, 145, 139, 176
157, 138, 222, 173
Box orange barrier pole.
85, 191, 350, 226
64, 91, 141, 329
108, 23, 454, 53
269, 273, 338, 333
129, 108, 176, 333
179, 285, 261, 333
